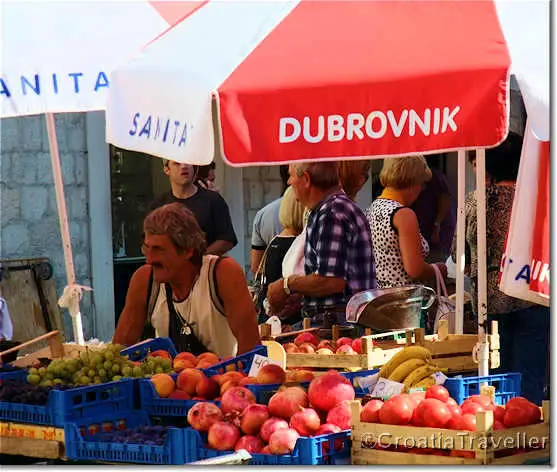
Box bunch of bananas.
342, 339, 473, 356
377, 346, 444, 391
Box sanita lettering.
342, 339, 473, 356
129, 113, 189, 147
279, 106, 461, 144
0, 71, 109, 97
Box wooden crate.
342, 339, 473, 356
368, 320, 500, 374
0, 421, 65, 459
350, 400, 550, 465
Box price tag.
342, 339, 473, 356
371, 377, 405, 398
433, 371, 448, 385
248, 354, 281, 377
358, 373, 379, 392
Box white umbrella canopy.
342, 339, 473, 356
1, 0, 204, 343
495, 0, 550, 305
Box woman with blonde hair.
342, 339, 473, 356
365, 156, 447, 289
255, 187, 305, 322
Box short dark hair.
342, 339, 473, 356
279, 165, 290, 195
485, 132, 523, 182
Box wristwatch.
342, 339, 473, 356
283, 276, 292, 295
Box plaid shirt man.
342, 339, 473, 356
304, 191, 376, 308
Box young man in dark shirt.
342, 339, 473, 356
150, 160, 237, 256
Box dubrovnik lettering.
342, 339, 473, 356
0, 71, 109, 98
128, 113, 190, 148
279, 106, 461, 144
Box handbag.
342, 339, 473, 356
251, 237, 276, 318
432, 263, 456, 334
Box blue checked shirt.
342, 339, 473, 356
304, 191, 376, 308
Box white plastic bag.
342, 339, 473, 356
282, 227, 307, 278
432, 264, 455, 334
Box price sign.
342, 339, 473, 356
248, 354, 281, 377
358, 373, 379, 392
433, 371, 448, 385
371, 377, 405, 398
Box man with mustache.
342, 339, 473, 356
113, 203, 260, 357
150, 160, 237, 256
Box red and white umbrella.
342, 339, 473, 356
496, 0, 550, 306
106, 0, 511, 165
1, 0, 204, 342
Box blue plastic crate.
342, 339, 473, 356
184, 427, 350, 465
120, 338, 178, 362
138, 376, 218, 419
0, 367, 27, 383
204, 345, 268, 376
444, 373, 521, 405
0, 378, 136, 427
64, 410, 187, 464
341, 369, 379, 396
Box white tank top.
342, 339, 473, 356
150, 255, 238, 358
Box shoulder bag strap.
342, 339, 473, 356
209, 256, 227, 316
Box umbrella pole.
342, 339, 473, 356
45, 113, 85, 345
454, 150, 466, 335
475, 148, 489, 377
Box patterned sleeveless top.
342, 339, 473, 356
365, 199, 429, 288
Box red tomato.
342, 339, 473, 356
425, 385, 450, 403
459, 413, 477, 431
378, 395, 413, 425
460, 401, 485, 416
406, 391, 425, 410
466, 394, 495, 410
493, 420, 505, 430
505, 397, 531, 410
494, 405, 506, 422
446, 416, 462, 430
410, 405, 424, 426
504, 407, 535, 428
447, 403, 462, 419
446, 397, 459, 407
360, 399, 383, 423
418, 398, 452, 429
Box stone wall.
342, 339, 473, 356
242, 166, 284, 276
0, 113, 93, 340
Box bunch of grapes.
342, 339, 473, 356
25, 344, 174, 387
26, 344, 133, 387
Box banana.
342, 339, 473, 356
413, 376, 435, 389
387, 358, 426, 382
402, 364, 438, 392
377, 346, 432, 379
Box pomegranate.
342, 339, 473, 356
268, 387, 308, 419
308, 371, 355, 412
335, 337, 353, 348
494, 405, 506, 422
459, 413, 477, 431
326, 400, 352, 430
351, 338, 363, 354
221, 386, 256, 414
460, 401, 485, 416
494, 420, 506, 430
360, 399, 383, 423
314, 423, 341, 436
269, 428, 300, 454
317, 340, 334, 350
335, 345, 357, 355
207, 421, 241, 451
234, 435, 264, 453
466, 394, 495, 410
260, 417, 289, 443
260, 445, 272, 454
298, 343, 316, 354
187, 402, 223, 432
283, 343, 300, 353
289, 407, 321, 436
294, 333, 319, 347
240, 404, 269, 435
